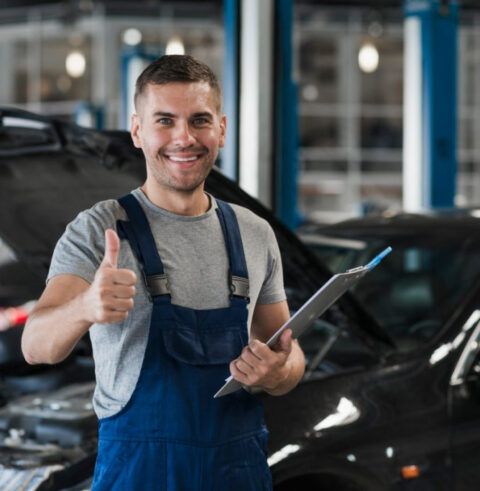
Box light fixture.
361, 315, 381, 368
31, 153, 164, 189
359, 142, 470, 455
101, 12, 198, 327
302, 84, 319, 102
65, 51, 86, 78
166, 35, 185, 55
123, 28, 142, 46
358, 42, 379, 74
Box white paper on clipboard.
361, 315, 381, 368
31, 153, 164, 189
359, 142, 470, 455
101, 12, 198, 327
213, 247, 392, 398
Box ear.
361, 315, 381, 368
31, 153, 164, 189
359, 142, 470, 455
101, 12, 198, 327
131, 113, 142, 149
219, 114, 227, 148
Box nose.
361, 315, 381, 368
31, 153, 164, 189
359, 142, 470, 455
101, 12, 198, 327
172, 121, 196, 147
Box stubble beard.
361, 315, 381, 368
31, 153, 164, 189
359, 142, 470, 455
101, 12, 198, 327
147, 152, 215, 194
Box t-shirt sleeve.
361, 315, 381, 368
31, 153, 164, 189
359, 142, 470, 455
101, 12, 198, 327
47, 207, 109, 285
256, 224, 287, 305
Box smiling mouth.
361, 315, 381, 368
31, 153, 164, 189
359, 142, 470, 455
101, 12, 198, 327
164, 153, 205, 165
168, 155, 198, 162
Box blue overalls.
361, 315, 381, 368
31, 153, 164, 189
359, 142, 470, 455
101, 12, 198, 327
91, 193, 272, 491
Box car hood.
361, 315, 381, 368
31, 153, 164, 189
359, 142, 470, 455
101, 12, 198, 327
0, 107, 394, 353
0, 108, 146, 280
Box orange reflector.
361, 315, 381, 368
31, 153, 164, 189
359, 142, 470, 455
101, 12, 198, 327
401, 465, 421, 480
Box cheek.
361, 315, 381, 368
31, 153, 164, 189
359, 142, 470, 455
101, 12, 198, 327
142, 131, 167, 151
204, 130, 223, 149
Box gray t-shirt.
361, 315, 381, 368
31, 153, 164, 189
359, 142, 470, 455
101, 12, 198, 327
48, 188, 286, 418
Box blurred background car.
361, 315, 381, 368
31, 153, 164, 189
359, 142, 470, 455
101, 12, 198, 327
1, 109, 480, 491
264, 214, 480, 490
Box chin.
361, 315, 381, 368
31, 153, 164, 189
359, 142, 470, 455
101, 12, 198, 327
170, 172, 212, 191
165, 179, 205, 193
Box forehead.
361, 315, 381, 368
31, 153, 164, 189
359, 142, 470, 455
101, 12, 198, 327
138, 81, 220, 116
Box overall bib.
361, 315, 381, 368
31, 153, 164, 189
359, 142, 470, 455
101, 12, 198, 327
91, 194, 272, 491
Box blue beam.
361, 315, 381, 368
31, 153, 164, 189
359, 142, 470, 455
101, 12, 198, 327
405, 0, 458, 208
120, 46, 158, 130
274, 0, 299, 228
222, 0, 240, 181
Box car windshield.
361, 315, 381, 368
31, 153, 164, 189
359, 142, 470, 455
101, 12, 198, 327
303, 231, 480, 352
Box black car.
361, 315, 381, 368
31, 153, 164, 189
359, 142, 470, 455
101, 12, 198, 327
265, 215, 480, 491
1, 108, 480, 491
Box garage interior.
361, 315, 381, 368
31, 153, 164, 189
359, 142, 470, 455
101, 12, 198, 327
1, 1, 480, 490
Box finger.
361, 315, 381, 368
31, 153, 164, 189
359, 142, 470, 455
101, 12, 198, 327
234, 359, 254, 377
274, 329, 293, 354
241, 348, 263, 367
111, 285, 136, 299
236, 357, 256, 375
230, 360, 248, 383
248, 339, 269, 360
98, 310, 129, 324
245, 342, 264, 361
112, 269, 137, 286
104, 298, 134, 312
101, 229, 120, 269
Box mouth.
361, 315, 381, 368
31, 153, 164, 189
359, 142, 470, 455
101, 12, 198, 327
163, 152, 206, 168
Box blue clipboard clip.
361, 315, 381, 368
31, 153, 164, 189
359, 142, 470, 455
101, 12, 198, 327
365, 247, 392, 271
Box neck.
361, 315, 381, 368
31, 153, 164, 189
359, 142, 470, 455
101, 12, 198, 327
140, 181, 210, 216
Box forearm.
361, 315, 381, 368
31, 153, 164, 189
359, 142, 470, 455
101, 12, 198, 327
263, 341, 305, 396
22, 293, 92, 365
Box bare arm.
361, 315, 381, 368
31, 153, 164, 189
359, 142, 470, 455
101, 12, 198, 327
229, 300, 305, 396
22, 229, 136, 365
22, 275, 94, 365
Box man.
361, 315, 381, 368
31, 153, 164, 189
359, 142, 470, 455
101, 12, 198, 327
22, 55, 305, 490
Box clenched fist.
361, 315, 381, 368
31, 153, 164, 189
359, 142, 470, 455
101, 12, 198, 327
83, 229, 137, 324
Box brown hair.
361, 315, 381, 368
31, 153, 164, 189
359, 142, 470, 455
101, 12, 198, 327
134, 55, 222, 111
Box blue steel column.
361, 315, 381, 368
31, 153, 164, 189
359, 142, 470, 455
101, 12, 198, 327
404, 0, 458, 209
121, 46, 157, 130
222, 0, 240, 181
274, 0, 299, 228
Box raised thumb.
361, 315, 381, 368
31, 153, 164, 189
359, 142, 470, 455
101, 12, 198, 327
101, 228, 120, 268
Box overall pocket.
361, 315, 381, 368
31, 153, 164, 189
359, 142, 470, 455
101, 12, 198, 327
162, 326, 248, 365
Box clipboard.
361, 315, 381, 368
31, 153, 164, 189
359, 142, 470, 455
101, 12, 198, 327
214, 246, 392, 398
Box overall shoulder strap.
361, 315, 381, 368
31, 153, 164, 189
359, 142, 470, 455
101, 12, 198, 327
215, 200, 250, 300
117, 193, 170, 297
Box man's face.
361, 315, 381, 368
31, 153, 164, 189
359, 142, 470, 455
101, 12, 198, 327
131, 82, 226, 194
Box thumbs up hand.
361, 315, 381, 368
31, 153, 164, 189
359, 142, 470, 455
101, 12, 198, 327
84, 229, 137, 324
101, 229, 120, 268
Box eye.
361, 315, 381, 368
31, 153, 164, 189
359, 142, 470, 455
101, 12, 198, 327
193, 117, 210, 126
157, 117, 173, 125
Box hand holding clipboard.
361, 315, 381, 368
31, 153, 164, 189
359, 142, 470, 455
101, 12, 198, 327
214, 247, 392, 398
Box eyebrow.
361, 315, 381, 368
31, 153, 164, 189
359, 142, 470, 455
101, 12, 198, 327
152, 111, 175, 118
191, 112, 213, 118
151, 111, 214, 119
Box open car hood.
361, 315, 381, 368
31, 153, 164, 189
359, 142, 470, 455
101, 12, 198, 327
0, 107, 395, 352
0, 108, 146, 280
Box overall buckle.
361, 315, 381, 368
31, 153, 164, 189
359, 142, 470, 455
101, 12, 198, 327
229, 274, 250, 302
145, 273, 171, 297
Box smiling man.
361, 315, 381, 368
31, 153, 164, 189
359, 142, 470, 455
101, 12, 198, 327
22, 55, 305, 490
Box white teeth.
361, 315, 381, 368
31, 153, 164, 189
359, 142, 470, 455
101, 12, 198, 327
167, 155, 198, 162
